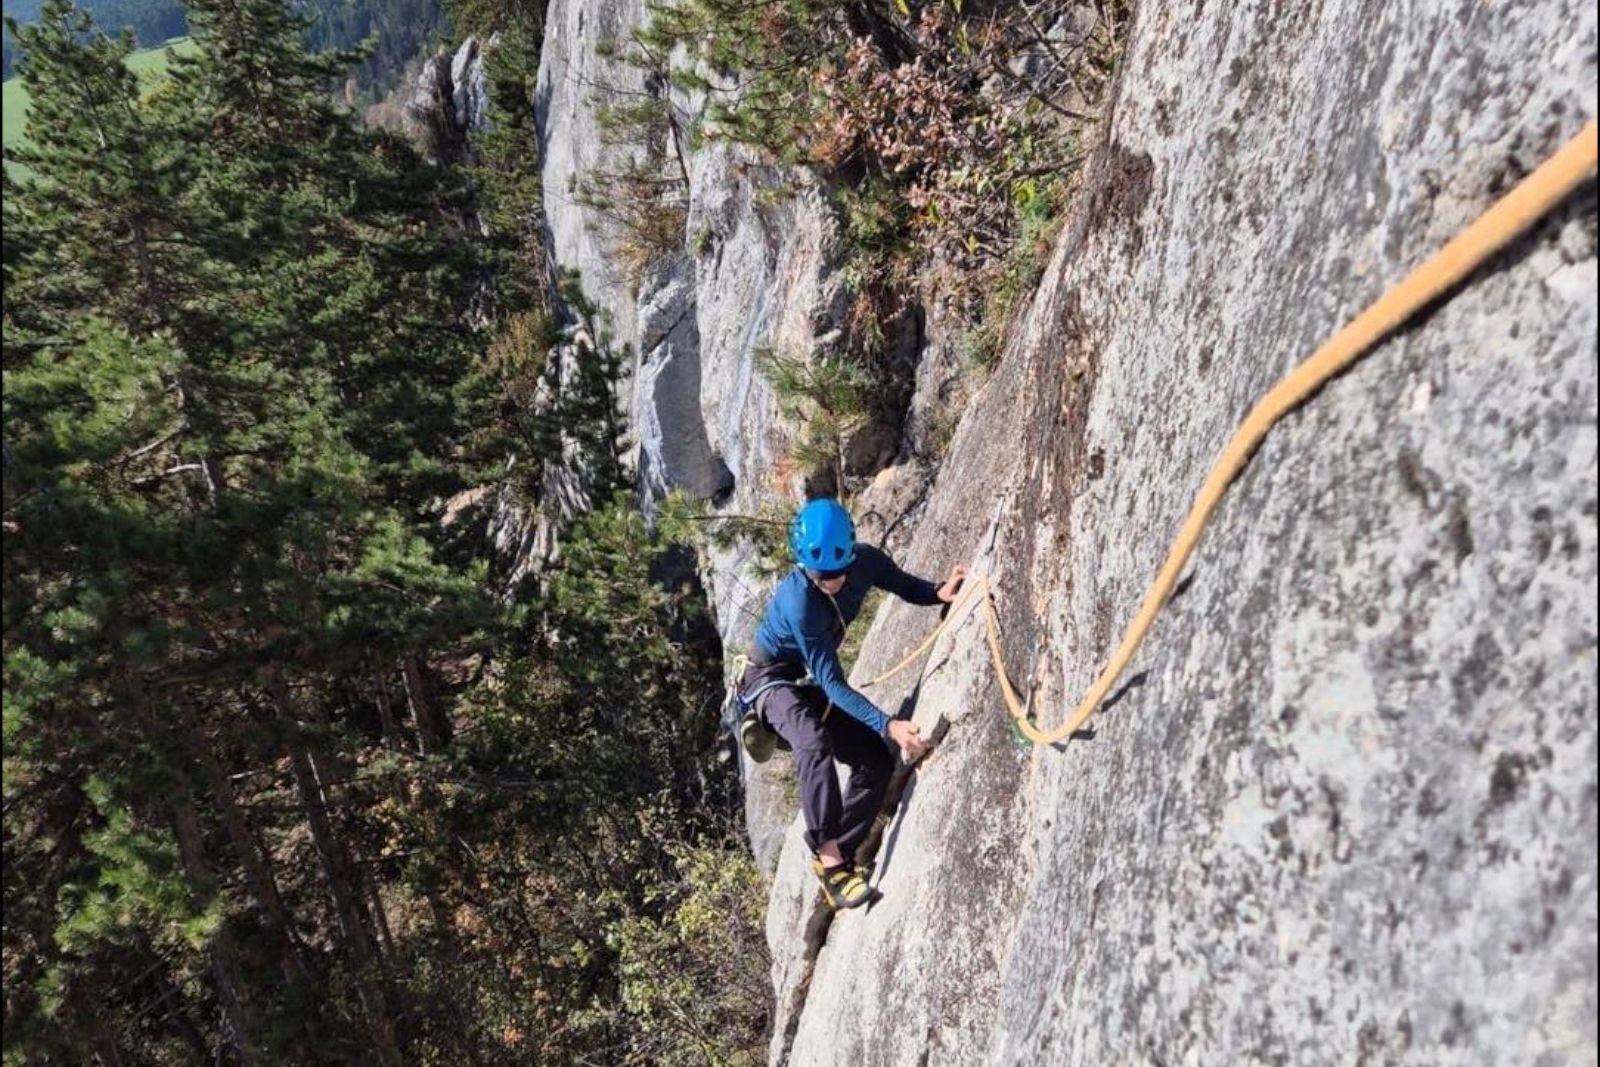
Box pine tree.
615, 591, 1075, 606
4, 8, 212, 1054
5, 0, 195, 334
5, 1, 766, 1062
5, 0, 493, 1059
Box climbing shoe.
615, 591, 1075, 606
811, 855, 872, 910
740, 711, 778, 763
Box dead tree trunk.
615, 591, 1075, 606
136, 935, 211, 1061
401, 653, 447, 755
269, 682, 405, 1067
191, 730, 313, 989
366, 878, 397, 959
170, 799, 255, 1067
372, 664, 409, 754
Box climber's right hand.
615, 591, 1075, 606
887, 719, 929, 762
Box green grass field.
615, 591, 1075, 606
3, 35, 195, 178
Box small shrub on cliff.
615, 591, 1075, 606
757, 345, 874, 490
835, 175, 919, 350
573, 41, 690, 285
956, 172, 1072, 369
464, 24, 550, 311
621, 0, 1131, 369
664, 493, 794, 581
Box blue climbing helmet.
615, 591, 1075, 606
789, 498, 856, 572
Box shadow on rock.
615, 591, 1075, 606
856, 680, 957, 885
1037, 669, 1150, 749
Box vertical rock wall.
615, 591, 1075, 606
763, 1, 1598, 1064
532, 0, 863, 870
535, 0, 648, 342
524, 0, 1596, 1063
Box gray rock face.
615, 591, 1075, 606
634, 254, 734, 502
535, 0, 648, 345
763, 2, 1598, 1065
528, 0, 1596, 1057
685, 145, 876, 866
532, 0, 841, 865
493, 0, 659, 588
404, 37, 489, 164
450, 37, 488, 134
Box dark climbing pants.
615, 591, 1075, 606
741, 660, 895, 859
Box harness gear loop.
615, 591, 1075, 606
721, 653, 751, 737
864, 121, 1599, 747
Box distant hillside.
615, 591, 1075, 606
2, 0, 443, 101
2, 34, 192, 179
2, 0, 184, 77
300, 0, 447, 105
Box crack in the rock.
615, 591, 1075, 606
771, 711, 953, 1065
640, 294, 697, 362
771, 896, 834, 1065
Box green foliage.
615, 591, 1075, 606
833, 173, 919, 357
389, 498, 739, 1064
606, 816, 769, 1066
3, 0, 443, 97
2, 0, 493, 1058
443, 0, 542, 40
629, 0, 851, 166
761, 347, 871, 422
837, 174, 914, 266
563, 13, 691, 286
300, 0, 447, 105
53, 783, 222, 956
957, 171, 1070, 371
3, 4, 766, 1065
461, 16, 547, 308
458, 295, 629, 514
544, 497, 719, 752
691, 223, 713, 256
757, 344, 872, 488
618, 0, 1128, 380
662, 493, 793, 580
457, 28, 635, 518
572, 86, 688, 285
2, 0, 186, 79
2, 34, 195, 182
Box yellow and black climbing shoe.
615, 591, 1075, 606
812, 857, 872, 910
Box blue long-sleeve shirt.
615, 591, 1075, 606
752, 543, 943, 735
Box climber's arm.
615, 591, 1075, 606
860, 544, 966, 606
796, 602, 891, 735
858, 544, 943, 606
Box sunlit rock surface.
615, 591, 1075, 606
530, 2, 1598, 1063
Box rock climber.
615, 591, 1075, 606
737, 498, 967, 910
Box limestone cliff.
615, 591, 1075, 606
524, 0, 1597, 1063
382, 36, 490, 165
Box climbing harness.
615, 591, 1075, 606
727, 569, 860, 763
726, 653, 786, 762
864, 121, 1599, 748
727, 652, 819, 762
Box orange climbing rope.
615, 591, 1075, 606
864, 121, 1599, 748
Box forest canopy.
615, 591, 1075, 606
1, 0, 766, 1062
